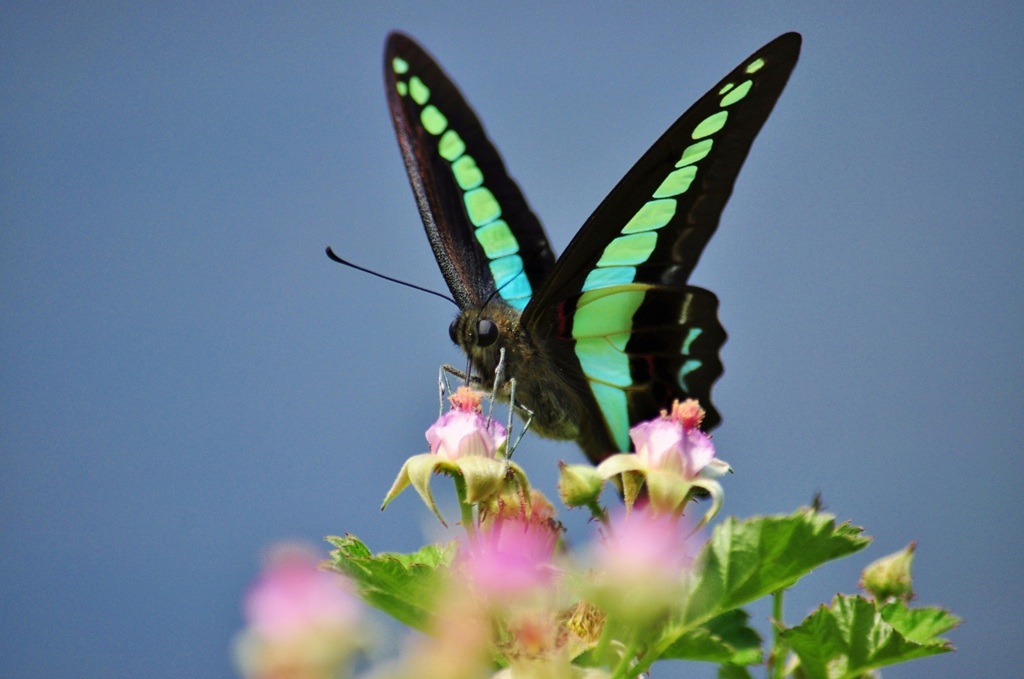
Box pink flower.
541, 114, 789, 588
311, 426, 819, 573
382, 389, 520, 522
426, 387, 507, 460
629, 399, 716, 480
596, 400, 729, 520
456, 494, 572, 671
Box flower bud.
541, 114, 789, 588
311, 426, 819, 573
557, 462, 604, 507
860, 542, 916, 602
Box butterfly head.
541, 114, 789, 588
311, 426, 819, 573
448, 315, 498, 349
448, 303, 524, 384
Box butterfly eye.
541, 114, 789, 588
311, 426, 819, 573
476, 319, 498, 347
448, 319, 460, 344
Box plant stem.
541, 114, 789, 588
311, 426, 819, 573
452, 474, 476, 540
769, 588, 787, 679
586, 499, 609, 525
610, 636, 639, 679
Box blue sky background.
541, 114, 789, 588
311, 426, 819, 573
2, 3, 1021, 678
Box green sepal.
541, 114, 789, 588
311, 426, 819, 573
621, 469, 646, 510
380, 453, 448, 525
325, 534, 457, 632
381, 453, 511, 526
642, 469, 689, 512
594, 452, 643, 478
681, 508, 871, 627
595, 454, 646, 510
781, 594, 955, 679
456, 455, 512, 503
681, 478, 724, 532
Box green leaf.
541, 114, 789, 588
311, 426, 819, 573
782, 594, 954, 679
660, 609, 762, 666
326, 534, 456, 631
682, 508, 871, 625
879, 601, 961, 644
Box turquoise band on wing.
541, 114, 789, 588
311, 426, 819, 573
572, 288, 648, 450
571, 54, 761, 450
393, 57, 532, 309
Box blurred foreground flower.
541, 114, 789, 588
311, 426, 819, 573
235, 544, 363, 679
463, 491, 562, 602
589, 508, 697, 624
462, 491, 592, 678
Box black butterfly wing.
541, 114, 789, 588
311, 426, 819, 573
523, 33, 802, 458
384, 32, 555, 311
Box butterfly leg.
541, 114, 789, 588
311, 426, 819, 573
489, 348, 512, 455
439, 363, 492, 402
486, 347, 508, 424
437, 364, 466, 417
504, 375, 535, 459
488, 347, 534, 459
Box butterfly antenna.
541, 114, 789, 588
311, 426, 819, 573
325, 246, 458, 307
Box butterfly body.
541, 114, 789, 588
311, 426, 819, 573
449, 302, 592, 444
383, 32, 801, 464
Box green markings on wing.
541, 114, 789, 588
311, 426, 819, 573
573, 53, 764, 450
571, 287, 649, 450
392, 57, 531, 309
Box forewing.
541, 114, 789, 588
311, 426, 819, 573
385, 33, 555, 310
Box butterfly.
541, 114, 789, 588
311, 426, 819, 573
380, 32, 800, 465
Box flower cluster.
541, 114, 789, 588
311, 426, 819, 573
369, 391, 716, 677
239, 386, 957, 679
